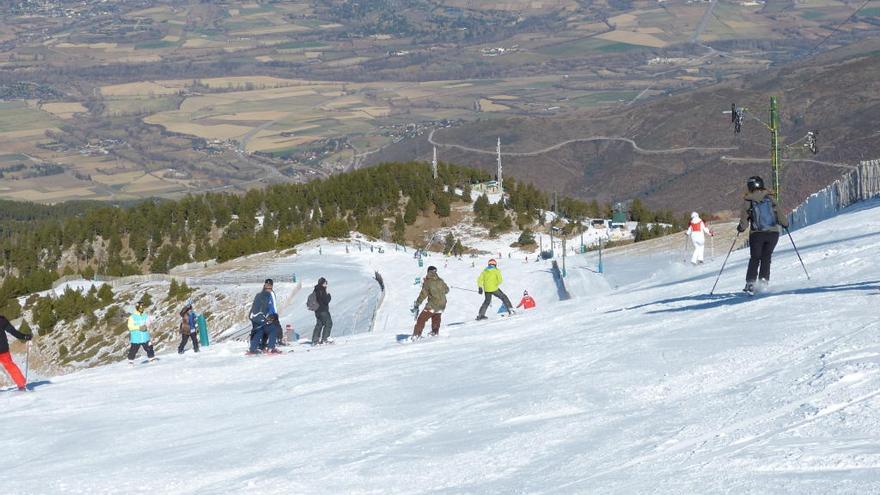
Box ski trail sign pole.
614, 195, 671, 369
24, 340, 30, 388
710, 232, 740, 295
786, 228, 811, 280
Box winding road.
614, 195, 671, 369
428, 129, 737, 157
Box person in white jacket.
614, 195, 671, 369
686, 212, 713, 264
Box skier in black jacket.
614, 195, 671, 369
0, 315, 32, 390
311, 277, 333, 345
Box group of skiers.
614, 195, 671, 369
243, 276, 335, 355
409, 258, 538, 340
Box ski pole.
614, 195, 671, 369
710, 232, 740, 295
785, 228, 811, 280
450, 286, 479, 293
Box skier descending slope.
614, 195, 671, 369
0, 315, 32, 390
411, 266, 449, 339
476, 259, 515, 320
737, 176, 789, 295
127, 302, 157, 364
686, 212, 714, 265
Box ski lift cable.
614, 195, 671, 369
807, 0, 876, 56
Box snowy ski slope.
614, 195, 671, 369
3, 199, 880, 494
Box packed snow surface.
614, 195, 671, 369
4, 200, 880, 494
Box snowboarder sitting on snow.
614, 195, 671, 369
737, 175, 789, 295
411, 266, 449, 338
127, 301, 157, 364
516, 291, 536, 310
177, 304, 199, 354
476, 259, 515, 320
247, 279, 281, 355
310, 277, 333, 345
0, 315, 32, 391
686, 212, 714, 265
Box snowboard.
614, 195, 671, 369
396, 333, 439, 344
197, 314, 210, 347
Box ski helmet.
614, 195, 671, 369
747, 176, 764, 192
488, 259, 497, 266
691, 211, 699, 220
427, 265, 437, 272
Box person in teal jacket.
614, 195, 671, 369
476, 259, 514, 320
127, 301, 156, 364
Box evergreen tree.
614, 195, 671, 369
517, 229, 536, 246
97, 284, 114, 306
403, 199, 418, 225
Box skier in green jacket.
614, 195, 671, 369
476, 259, 514, 320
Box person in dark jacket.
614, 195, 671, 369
412, 266, 449, 338
0, 315, 32, 391
177, 304, 199, 354
247, 279, 281, 355
737, 176, 790, 294
311, 277, 332, 345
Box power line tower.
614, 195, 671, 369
496, 137, 503, 192
726, 97, 818, 202
769, 96, 781, 200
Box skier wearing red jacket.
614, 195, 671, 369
517, 291, 536, 310
0, 315, 32, 391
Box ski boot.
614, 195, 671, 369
476, 315, 488, 321
743, 281, 756, 296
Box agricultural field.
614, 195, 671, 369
134, 74, 662, 161
0, 0, 877, 203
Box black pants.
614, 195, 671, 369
312, 311, 332, 344
746, 231, 780, 282
178, 333, 199, 354
128, 342, 155, 361
479, 289, 514, 317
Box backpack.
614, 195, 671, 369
750, 196, 778, 231
306, 292, 319, 311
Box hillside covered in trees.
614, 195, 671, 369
0, 162, 683, 320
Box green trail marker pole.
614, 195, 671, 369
562, 238, 567, 277
770, 96, 781, 201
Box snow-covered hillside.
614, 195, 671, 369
4, 199, 880, 494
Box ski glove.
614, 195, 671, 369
736, 224, 745, 233
478, 288, 483, 295
22, 333, 32, 341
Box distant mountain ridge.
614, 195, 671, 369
366, 40, 880, 215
